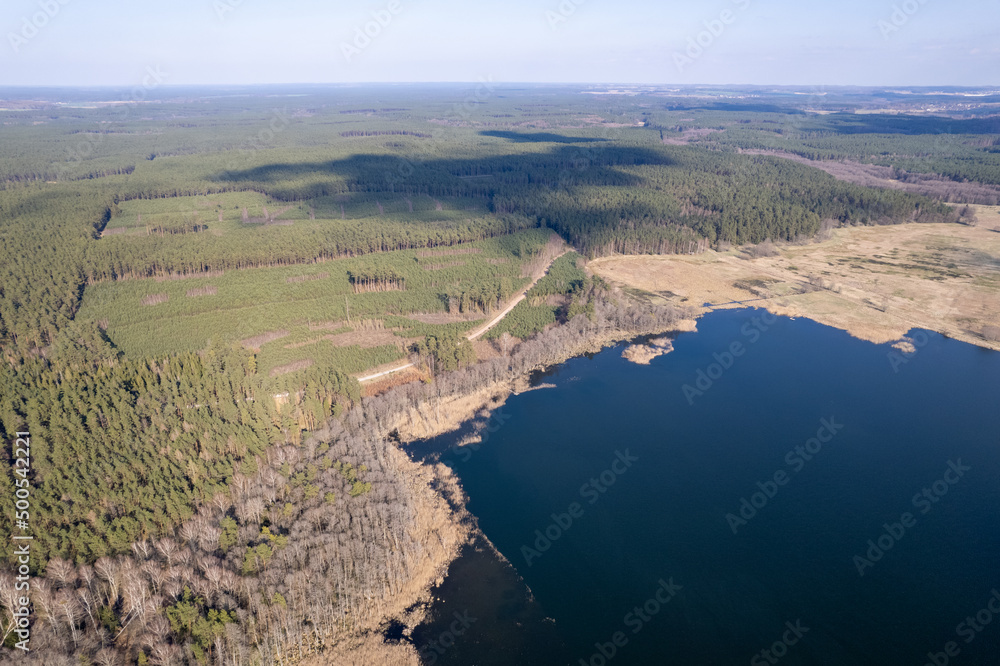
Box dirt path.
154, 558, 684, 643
466, 250, 568, 341
357, 248, 568, 383
357, 363, 416, 383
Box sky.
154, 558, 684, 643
1, 0, 997, 87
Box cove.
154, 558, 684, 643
409, 309, 1000, 665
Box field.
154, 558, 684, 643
592, 213, 1000, 349
78, 230, 550, 379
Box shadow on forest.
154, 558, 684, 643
213, 144, 674, 193
479, 130, 609, 144
210, 145, 684, 239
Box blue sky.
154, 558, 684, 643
1, 0, 997, 86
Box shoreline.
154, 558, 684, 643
369, 319, 700, 663
390, 320, 698, 445
298, 450, 472, 666
591, 221, 1000, 354
346, 219, 1000, 663
382, 300, 999, 663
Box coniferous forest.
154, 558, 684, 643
1, 84, 998, 664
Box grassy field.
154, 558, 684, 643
592, 215, 1000, 349
79, 229, 548, 376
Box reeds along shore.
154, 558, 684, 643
5, 290, 686, 665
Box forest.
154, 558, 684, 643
1, 83, 998, 663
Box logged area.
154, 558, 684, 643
1, 84, 999, 664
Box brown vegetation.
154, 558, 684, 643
592, 220, 1000, 351
744, 240, 780, 259
140, 293, 168, 306
5, 285, 692, 666
185, 285, 218, 298
622, 337, 675, 365
324, 329, 409, 350
361, 366, 429, 398
241, 329, 290, 350
405, 312, 483, 325
270, 358, 314, 376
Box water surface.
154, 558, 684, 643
412, 310, 1000, 665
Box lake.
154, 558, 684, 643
409, 309, 1000, 665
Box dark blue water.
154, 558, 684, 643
412, 310, 1000, 665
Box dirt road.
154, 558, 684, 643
357, 248, 568, 382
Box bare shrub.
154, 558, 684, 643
140, 293, 168, 306
959, 205, 979, 227
816, 218, 838, 241
983, 325, 1000, 342
746, 240, 780, 259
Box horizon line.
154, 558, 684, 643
2, 82, 1000, 90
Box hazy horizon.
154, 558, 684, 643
2, 82, 999, 91
2, 0, 997, 88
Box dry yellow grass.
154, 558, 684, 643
592, 217, 1000, 350
971, 203, 1000, 231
